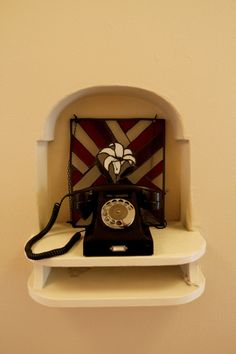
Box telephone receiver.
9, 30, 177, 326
72, 184, 162, 225
24, 184, 164, 259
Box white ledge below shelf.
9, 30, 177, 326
26, 222, 206, 307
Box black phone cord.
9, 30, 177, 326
24, 196, 81, 260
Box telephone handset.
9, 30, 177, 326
74, 184, 161, 225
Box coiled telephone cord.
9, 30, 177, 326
24, 194, 81, 260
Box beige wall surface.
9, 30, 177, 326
1, 1, 236, 353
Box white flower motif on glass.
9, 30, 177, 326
97, 142, 136, 183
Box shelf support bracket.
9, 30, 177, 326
32, 264, 51, 290
180, 262, 203, 286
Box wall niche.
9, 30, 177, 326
37, 85, 191, 230
27, 86, 206, 307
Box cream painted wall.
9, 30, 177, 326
1, 1, 236, 354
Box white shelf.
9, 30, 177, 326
26, 222, 206, 307
30, 222, 206, 267
28, 266, 205, 307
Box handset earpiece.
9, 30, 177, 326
140, 187, 161, 211
72, 189, 95, 219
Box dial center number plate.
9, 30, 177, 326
101, 198, 135, 229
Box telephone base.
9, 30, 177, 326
83, 227, 153, 257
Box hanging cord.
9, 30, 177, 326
24, 193, 81, 260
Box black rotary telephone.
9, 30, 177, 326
25, 141, 166, 259
24, 183, 165, 259
73, 183, 163, 256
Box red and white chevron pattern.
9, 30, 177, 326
69, 117, 165, 224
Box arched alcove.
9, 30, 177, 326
28, 87, 208, 308
37, 85, 192, 230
